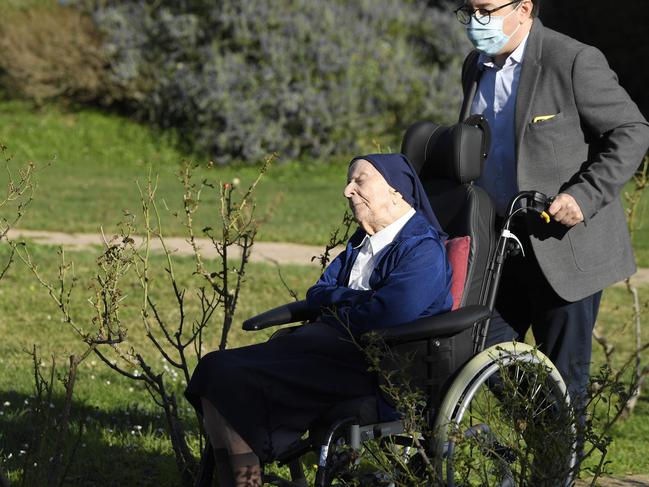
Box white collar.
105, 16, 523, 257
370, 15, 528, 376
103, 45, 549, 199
479, 32, 530, 69
354, 208, 416, 254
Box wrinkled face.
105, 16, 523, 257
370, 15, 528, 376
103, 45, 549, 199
344, 159, 395, 234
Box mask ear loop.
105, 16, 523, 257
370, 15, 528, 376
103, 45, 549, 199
504, 1, 524, 36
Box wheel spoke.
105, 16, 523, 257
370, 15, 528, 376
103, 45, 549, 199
441, 350, 577, 486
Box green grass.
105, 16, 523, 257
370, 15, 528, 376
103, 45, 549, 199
629, 186, 649, 268
586, 285, 649, 477
1, 98, 647, 265
0, 99, 349, 246
0, 0, 55, 14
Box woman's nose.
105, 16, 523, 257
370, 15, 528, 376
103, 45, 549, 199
343, 182, 354, 198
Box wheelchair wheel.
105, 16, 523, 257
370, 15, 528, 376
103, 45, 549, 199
432, 342, 577, 487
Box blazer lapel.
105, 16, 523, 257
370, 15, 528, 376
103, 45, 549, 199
459, 50, 483, 122
514, 19, 544, 160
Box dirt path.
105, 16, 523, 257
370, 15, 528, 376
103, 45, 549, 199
6, 228, 649, 285
577, 476, 649, 486
6, 228, 335, 267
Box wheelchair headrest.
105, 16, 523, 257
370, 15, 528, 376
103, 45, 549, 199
401, 115, 490, 183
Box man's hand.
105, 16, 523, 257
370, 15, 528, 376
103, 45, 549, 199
548, 193, 584, 227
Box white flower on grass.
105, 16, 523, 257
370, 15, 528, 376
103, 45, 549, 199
7, 453, 12, 459
3, 401, 10, 407
232, 177, 241, 187
106, 380, 111, 385
134, 425, 142, 432
90, 375, 95, 380
19, 450, 26, 455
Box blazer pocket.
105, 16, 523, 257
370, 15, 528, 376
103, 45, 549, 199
527, 111, 566, 130
567, 209, 619, 272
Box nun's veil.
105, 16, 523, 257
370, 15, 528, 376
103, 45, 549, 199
350, 153, 445, 237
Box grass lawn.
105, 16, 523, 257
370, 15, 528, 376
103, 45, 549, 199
0, 241, 647, 485
584, 284, 649, 478
0, 99, 350, 247
1, 99, 647, 265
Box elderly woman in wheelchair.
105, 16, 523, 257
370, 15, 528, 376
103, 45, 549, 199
185, 153, 454, 487
187, 118, 578, 487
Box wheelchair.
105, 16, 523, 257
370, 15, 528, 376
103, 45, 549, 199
194, 116, 578, 487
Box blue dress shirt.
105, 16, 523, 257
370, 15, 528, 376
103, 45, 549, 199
471, 35, 529, 216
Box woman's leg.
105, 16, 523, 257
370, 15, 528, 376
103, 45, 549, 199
202, 397, 261, 487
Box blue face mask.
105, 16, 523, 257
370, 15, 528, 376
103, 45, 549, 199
465, 3, 522, 56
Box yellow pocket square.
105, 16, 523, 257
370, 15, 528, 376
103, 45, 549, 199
532, 114, 556, 123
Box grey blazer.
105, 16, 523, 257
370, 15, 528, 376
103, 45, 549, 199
460, 19, 649, 302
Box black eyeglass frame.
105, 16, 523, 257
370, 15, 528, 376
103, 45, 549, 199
454, 0, 523, 25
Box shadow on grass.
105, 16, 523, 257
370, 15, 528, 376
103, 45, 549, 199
0, 390, 200, 487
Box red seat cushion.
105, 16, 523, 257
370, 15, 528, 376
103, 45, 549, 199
445, 236, 470, 310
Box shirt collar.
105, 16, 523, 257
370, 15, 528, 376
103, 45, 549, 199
478, 32, 530, 69
353, 208, 416, 254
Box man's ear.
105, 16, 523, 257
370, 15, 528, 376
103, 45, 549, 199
520, 0, 534, 20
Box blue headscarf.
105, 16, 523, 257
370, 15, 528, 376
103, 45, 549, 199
350, 153, 445, 238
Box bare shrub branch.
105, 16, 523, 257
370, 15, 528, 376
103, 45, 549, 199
17, 155, 274, 485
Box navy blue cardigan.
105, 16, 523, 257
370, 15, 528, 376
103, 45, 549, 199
306, 212, 453, 337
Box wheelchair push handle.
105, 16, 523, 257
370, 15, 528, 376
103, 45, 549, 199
503, 190, 554, 227
530, 191, 554, 224
480, 190, 555, 351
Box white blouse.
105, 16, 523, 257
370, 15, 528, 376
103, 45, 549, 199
347, 208, 416, 290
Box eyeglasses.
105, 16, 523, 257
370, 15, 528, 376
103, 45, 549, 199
455, 0, 523, 25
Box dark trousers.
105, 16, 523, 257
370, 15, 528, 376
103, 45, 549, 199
485, 230, 602, 405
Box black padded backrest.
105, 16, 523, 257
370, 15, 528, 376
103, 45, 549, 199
402, 116, 490, 182
401, 117, 495, 307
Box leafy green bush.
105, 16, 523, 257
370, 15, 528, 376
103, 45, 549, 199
62, 0, 469, 162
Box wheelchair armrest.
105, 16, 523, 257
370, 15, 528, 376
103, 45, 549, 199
371, 305, 491, 345
242, 300, 319, 331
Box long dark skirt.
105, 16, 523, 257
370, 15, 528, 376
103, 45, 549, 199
184, 322, 375, 462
